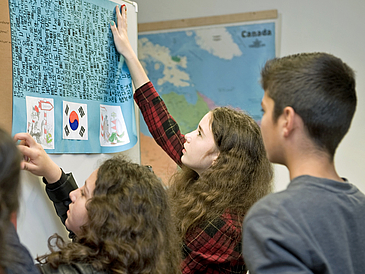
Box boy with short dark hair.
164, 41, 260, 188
243, 52, 365, 273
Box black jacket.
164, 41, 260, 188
43, 170, 78, 240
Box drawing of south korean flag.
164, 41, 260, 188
63, 101, 88, 140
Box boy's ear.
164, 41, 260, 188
282, 106, 296, 137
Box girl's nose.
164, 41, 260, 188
185, 132, 192, 143
69, 189, 78, 202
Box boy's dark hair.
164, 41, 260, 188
261, 52, 357, 157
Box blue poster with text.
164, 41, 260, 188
9, 0, 137, 153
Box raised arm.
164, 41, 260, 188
14, 133, 77, 239
110, 5, 149, 89
110, 6, 186, 165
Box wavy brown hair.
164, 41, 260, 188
0, 128, 22, 271
168, 107, 273, 238
37, 156, 181, 274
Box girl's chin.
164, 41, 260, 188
65, 219, 72, 231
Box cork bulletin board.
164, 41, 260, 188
0, 0, 13, 134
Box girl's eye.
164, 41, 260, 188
197, 130, 202, 136
261, 108, 265, 113
80, 189, 85, 196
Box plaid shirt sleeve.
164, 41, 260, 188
134, 81, 186, 165
181, 212, 246, 274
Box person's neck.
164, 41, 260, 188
286, 152, 343, 182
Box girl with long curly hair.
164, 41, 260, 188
110, 5, 273, 273
14, 133, 181, 274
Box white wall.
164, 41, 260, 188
135, 0, 365, 193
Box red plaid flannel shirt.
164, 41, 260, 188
134, 81, 185, 165
134, 82, 246, 273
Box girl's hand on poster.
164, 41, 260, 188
110, 4, 134, 59
14, 132, 62, 183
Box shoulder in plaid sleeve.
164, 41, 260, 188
181, 211, 246, 274
134, 81, 186, 165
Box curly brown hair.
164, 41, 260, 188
37, 156, 181, 274
168, 107, 273, 238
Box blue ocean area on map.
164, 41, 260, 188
138, 22, 276, 136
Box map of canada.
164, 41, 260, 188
138, 22, 276, 183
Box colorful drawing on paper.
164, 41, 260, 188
100, 105, 130, 146
63, 101, 88, 140
26, 96, 54, 149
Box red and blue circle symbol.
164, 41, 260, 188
69, 111, 79, 131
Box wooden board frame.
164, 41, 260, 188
138, 9, 277, 32
0, 0, 13, 134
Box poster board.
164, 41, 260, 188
8, 0, 138, 154
1, 0, 140, 259
137, 10, 279, 184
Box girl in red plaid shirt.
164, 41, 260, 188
111, 5, 273, 274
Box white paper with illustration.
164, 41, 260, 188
26, 96, 55, 149
100, 105, 130, 146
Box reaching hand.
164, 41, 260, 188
109, 5, 150, 89
110, 5, 134, 59
14, 133, 62, 183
